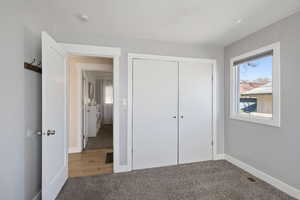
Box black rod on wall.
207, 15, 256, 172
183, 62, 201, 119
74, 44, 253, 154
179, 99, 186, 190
24, 62, 42, 74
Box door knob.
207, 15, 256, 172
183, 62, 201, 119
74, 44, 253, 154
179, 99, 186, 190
172, 116, 177, 118
180, 115, 184, 119
47, 129, 56, 136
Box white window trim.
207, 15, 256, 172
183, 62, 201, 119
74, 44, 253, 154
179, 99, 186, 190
230, 42, 281, 127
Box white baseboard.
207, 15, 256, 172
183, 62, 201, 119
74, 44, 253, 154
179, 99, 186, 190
114, 165, 131, 173
68, 146, 81, 154
32, 191, 41, 200
214, 154, 225, 160
225, 154, 300, 200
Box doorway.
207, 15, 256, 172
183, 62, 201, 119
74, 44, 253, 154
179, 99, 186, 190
68, 56, 114, 177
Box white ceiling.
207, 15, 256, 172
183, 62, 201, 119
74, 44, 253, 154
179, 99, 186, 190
45, 0, 300, 46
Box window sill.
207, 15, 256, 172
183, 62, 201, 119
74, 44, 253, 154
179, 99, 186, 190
230, 113, 280, 127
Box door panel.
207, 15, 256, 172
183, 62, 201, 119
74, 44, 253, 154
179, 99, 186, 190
42, 32, 68, 200
179, 62, 213, 164
82, 75, 88, 149
132, 59, 178, 170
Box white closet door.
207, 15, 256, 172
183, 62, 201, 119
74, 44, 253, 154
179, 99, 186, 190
132, 59, 178, 170
179, 62, 213, 164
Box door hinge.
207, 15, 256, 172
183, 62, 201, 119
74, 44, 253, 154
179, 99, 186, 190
211, 141, 214, 146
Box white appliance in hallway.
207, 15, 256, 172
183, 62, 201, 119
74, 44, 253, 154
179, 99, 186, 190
132, 58, 213, 170
87, 105, 101, 137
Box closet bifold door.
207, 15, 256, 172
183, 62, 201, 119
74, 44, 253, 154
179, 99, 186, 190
178, 61, 213, 164
132, 59, 178, 170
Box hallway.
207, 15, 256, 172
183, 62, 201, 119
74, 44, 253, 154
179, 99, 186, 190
68, 125, 113, 177
86, 125, 113, 150
68, 149, 113, 177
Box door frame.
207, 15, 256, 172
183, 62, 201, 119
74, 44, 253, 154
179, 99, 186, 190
69, 60, 113, 152
81, 71, 88, 149
127, 53, 218, 171
61, 43, 122, 173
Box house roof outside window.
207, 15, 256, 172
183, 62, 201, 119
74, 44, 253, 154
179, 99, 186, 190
243, 82, 272, 95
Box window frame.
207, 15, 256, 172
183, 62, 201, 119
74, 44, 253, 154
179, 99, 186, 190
230, 42, 281, 127
104, 81, 114, 104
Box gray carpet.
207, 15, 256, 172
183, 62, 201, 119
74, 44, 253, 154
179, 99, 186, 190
57, 160, 295, 200
86, 125, 113, 150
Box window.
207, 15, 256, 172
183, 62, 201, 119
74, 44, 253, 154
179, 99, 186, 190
104, 81, 113, 104
230, 42, 280, 127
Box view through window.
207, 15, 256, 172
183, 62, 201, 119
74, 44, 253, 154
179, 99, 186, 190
104, 83, 113, 104
238, 55, 273, 118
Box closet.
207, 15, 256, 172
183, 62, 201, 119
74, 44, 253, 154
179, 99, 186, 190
132, 58, 213, 170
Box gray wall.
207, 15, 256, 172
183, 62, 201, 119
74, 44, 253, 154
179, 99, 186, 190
0, 1, 25, 200
22, 3, 48, 199
48, 30, 225, 165
24, 28, 42, 200
24, 70, 42, 200
224, 11, 300, 190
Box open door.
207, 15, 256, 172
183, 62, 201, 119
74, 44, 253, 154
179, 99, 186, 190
82, 73, 88, 149
42, 32, 68, 200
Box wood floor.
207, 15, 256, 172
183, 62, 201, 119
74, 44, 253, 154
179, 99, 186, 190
69, 148, 113, 177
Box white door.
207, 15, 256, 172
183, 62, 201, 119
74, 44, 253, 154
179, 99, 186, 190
132, 59, 178, 170
178, 62, 213, 164
42, 32, 68, 200
82, 74, 88, 148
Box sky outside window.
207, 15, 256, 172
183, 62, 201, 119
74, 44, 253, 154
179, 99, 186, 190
239, 56, 272, 82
